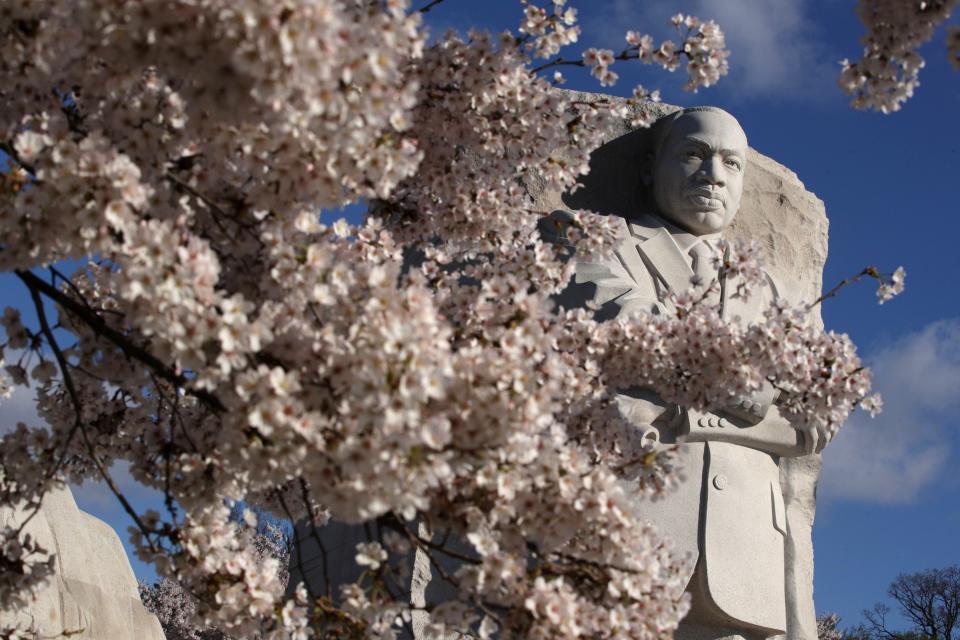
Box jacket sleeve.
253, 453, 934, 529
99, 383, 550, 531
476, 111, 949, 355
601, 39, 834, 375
541, 209, 664, 319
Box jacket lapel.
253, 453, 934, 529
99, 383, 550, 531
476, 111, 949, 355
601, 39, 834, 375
613, 227, 650, 287
635, 228, 695, 294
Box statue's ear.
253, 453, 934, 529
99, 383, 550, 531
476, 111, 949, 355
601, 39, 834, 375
640, 151, 655, 188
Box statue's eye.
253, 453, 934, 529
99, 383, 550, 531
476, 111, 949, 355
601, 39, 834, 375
725, 158, 742, 170
684, 150, 702, 160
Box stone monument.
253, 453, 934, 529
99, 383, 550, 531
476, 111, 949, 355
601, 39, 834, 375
536, 97, 829, 640
0, 486, 165, 639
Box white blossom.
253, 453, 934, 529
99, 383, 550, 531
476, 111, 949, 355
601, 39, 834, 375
355, 542, 388, 571
0, 2, 881, 638
877, 266, 906, 304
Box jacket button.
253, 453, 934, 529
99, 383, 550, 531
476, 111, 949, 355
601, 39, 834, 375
712, 474, 727, 490
698, 416, 709, 428
717, 417, 729, 428
708, 416, 718, 428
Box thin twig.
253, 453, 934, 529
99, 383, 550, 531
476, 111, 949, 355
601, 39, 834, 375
148, 372, 200, 453
417, 0, 446, 13
382, 514, 480, 565
77, 423, 160, 552
397, 524, 460, 588
12, 285, 86, 535
164, 171, 231, 237
531, 47, 638, 74
298, 479, 332, 599
275, 488, 318, 603
530, 57, 586, 74
807, 266, 878, 309
24, 276, 160, 552
48, 266, 97, 315
15, 269, 225, 413
162, 394, 179, 525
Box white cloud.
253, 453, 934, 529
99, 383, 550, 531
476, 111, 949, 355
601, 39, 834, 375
72, 460, 165, 525
595, 0, 839, 100
0, 352, 43, 434
819, 320, 960, 504
0, 384, 41, 434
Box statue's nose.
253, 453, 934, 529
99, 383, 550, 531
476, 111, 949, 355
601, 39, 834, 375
699, 155, 726, 186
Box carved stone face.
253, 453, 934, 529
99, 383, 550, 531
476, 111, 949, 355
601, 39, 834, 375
651, 110, 748, 235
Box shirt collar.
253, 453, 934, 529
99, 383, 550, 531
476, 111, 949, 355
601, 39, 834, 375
628, 211, 722, 253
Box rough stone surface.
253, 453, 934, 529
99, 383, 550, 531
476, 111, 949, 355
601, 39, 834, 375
0, 485, 165, 639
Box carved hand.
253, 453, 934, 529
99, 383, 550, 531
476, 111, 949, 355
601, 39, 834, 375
798, 422, 831, 455
723, 381, 778, 426
615, 389, 683, 447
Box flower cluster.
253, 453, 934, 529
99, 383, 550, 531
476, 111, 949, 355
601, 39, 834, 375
949, 26, 960, 68
877, 266, 907, 304
0, 527, 55, 613
583, 48, 618, 86
138, 509, 293, 640
817, 612, 843, 640
596, 297, 869, 445
839, 0, 958, 112
713, 238, 767, 301
0, 362, 10, 402
520, 0, 581, 59
672, 14, 731, 92
619, 15, 730, 94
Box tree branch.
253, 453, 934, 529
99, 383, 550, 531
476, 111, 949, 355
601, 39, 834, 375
24, 275, 160, 553
807, 266, 878, 309
298, 479, 332, 599
274, 488, 318, 603
417, 0, 446, 13
14, 269, 225, 413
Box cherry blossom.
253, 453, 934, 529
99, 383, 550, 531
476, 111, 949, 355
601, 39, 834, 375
0, 1, 890, 638
355, 542, 388, 572
877, 266, 907, 304
948, 26, 960, 68
817, 613, 844, 640
840, 0, 958, 112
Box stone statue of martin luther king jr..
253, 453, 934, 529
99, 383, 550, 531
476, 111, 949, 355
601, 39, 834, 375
559, 107, 830, 640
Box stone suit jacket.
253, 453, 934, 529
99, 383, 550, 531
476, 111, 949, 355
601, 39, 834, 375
553, 210, 805, 635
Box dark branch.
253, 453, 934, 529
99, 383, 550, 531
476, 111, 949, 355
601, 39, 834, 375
298, 479, 332, 599
24, 275, 159, 552
275, 488, 318, 603
807, 266, 878, 309
15, 269, 225, 413
417, 0, 446, 13
0, 139, 37, 176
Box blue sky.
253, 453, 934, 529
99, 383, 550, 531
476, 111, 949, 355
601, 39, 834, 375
1, 0, 958, 632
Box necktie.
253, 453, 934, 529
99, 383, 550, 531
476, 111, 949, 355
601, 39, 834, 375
689, 241, 715, 289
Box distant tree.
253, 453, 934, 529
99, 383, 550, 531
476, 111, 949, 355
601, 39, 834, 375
139, 508, 292, 640
848, 565, 960, 640
819, 613, 844, 640
138, 577, 228, 640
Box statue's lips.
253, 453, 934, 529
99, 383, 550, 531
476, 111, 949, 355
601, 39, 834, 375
686, 191, 724, 210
